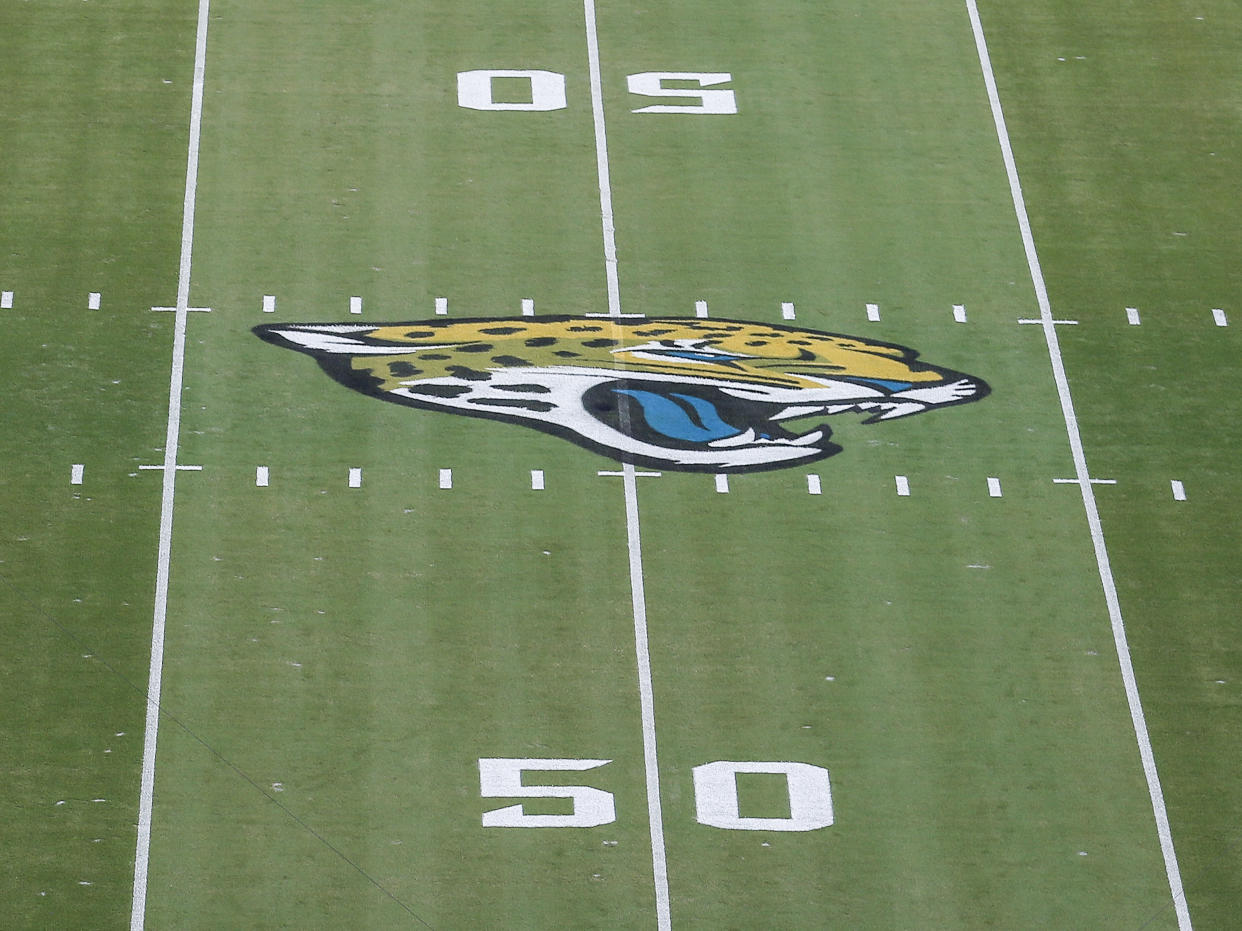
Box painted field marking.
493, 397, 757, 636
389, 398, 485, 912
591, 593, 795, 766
435, 297, 448, 316
1126, 306, 1141, 326
439, 468, 452, 490
1171, 480, 1186, 501
1018, 317, 1077, 325
138, 464, 203, 472
71, 464, 85, 485
262, 295, 275, 313
807, 474, 822, 495
349, 296, 362, 315
531, 469, 545, 490
598, 469, 661, 478
895, 475, 910, 497
714, 474, 729, 494
255, 466, 269, 487
695, 300, 709, 318
586, 311, 644, 318
522, 298, 535, 317
583, 1, 669, 925
968, 4, 1191, 926
1, 291, 12, 309
987, 476, 1003, 498
1212, 308, 1228, 327
347, 467, 362, 488
781, 301, 796, 320
1053, 477, 1117, 485
866, 302, 880, 322
953, 303, 967, 323
88, 292, 101, 310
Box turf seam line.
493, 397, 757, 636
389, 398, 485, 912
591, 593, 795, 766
967, 3, 1192, 927
0, 568, 433, 928
583, 1, 672, 926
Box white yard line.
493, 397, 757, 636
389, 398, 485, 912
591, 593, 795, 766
583, 1, 671, 927
131, 2, 212, 928
965, 3, 1191, 927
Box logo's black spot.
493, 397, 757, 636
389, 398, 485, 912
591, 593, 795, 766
455, 343, 493, 353
480, 326, 525, 335
467, 397, 556, 412
496, 383, 552, 394
403, 383, 471, 398
403, 330, 437, 339
491, 355, 530, 367
746, 340, 769, 347
583, 338, 619, 348
388, 361, 421, 377
634, 328, 676, 336
420, 353, 452, 361
568, 325, 603, 332
446, 365, 492, 381
789, 339, 813, 346
525, 336, 558, 348
554, 350, 581, 358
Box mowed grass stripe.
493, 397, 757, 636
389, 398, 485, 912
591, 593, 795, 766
965, 3, 1190, 925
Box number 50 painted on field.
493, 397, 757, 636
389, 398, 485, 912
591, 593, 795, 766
457, 70, 738, 114
479, 758, 833, 832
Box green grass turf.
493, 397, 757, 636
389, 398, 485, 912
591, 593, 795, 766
1, 0, 1239, 927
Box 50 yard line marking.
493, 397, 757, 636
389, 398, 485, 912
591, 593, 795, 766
966, 3, 1192, 928
583, 1, 672, 928
131, 0, 211, 927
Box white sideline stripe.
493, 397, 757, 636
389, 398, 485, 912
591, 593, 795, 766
714, 474, 729, 494
866, 302, 880, 322
522, 298, 534, 317
132, 2, 211, 928
349, 296, 362, 315
695, 300, 708, 318
1, 290, 13, 309
71, 464, 85, 485
807, 474, 821, 496
1212, 308, 1227, 327
987, 476, 1003, 498
348, 467, 362, 488
262, 294, 275, 313
1126, 306, 1141, 326
895, 475, 910, 497
583, 2, 670, 927
967, 4, 1191, 927
435, 296, 448, 316
781, 301, 796, 320
953, 303, 967, 323
1171, 480, 1186, 501
530, 469, 544, 490
255, 466, 269, 487
88, 292, 101, 310
439, 468, 452, 490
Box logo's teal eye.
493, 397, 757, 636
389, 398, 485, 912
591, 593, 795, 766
847, 378, 914, 392
653, 349, 747, 363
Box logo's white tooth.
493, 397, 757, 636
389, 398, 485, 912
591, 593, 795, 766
709, 427, 759, 448
876, 402, 926, 420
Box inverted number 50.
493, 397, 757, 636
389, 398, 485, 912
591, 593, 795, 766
457, 70, 737, 114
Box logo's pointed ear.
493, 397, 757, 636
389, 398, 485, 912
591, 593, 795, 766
253, 323, 403, 355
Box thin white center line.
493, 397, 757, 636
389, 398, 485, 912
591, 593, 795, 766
583, 1, 671, 927
966, 3, 1191, 927
131, 1, 211, 928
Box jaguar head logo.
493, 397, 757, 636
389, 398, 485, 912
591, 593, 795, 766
255, 316, 988, 472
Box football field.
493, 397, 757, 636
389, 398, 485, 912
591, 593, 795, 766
2, 1, 1240, 927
